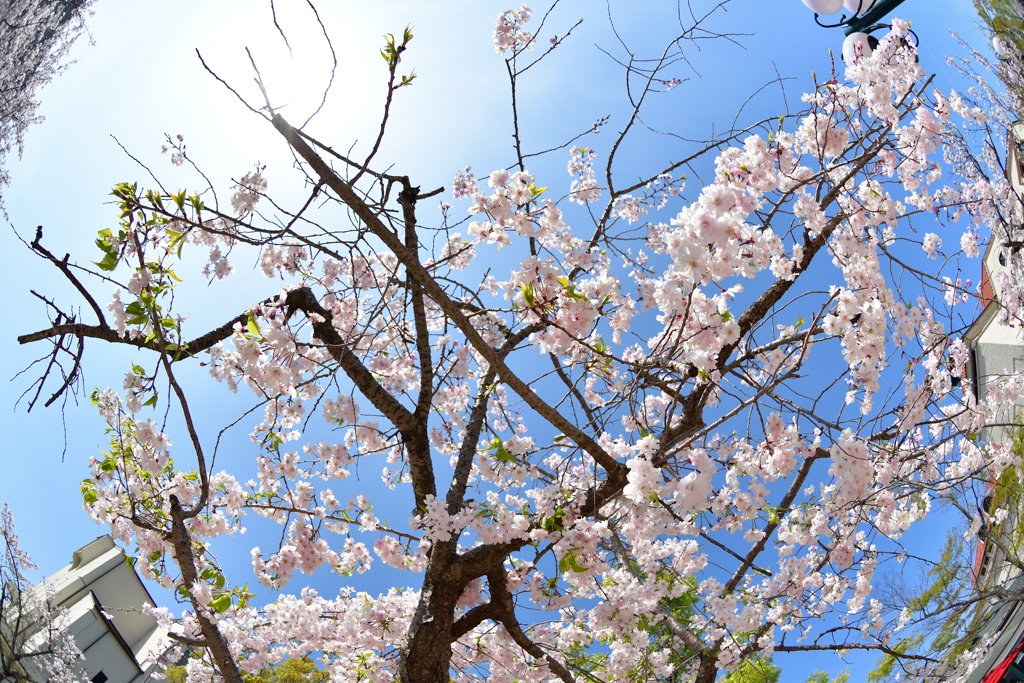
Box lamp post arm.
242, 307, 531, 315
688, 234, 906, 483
844, 0, 910, 35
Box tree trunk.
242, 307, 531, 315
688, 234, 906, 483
399, 550, 466, 683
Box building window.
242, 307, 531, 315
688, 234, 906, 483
91, 673, 108, 683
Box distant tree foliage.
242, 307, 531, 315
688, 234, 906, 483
865, 426, 1024, 682
166, 655, 329, 683
976, 0, 1024, 51
0, 502, 86, 683
0, 0, 94, 209
975, 0, 1024, 117
719, 656, 781, 683
805, 670, 850, 683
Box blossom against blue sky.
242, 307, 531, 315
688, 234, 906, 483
0, 1, 988, 679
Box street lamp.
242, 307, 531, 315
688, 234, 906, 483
801, 0, 915, 62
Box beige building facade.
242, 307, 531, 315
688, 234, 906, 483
25, 536, 167, 683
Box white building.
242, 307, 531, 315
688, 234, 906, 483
965, 118, 1024, 589
31, 536, 167, 683
961, 121, 1024, 683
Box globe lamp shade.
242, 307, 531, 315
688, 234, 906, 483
994, 36, 1010, 59
842, 32, 875, 63
801, 0, 843, 15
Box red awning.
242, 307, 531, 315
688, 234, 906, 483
983, 636, 1024, 683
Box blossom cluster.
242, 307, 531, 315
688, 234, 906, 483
63, 10, 1024, 683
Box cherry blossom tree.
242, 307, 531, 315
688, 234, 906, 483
15, 4, 1024, 683
0, 503, 86, 683
0, 0, 95, 211
855, 38, 1024, 677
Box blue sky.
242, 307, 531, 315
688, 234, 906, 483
0, 0, 992, 679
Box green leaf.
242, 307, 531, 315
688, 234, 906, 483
559, 549, 588, 574
94, 252, 120, 271
247, 311, 262, 337
209, 594, 232, 613
541, 507, 565, 532
795, 313, 806, 329
521, 282, 535, 307
80, 479, 98, 506
169, 232, 187, 258
495, 442, 515, 464
172, 190, 187, 211
95, 229, 115, 254
556, 276, 585, 302
481, 437, 516, 463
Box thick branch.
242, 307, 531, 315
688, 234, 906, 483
399, 182, 435, 424
272, 113, 622, 480
166, 495, 243, 683
773, 643, 939, 662
451, 600, 500, 641
30, 226, 109, 329
446, 367, 498, 511
489, 570, 574, 683
167, 632, 208, 647
20, 282, 436, 508
721, 447, 827, 594
283, 287, 436, 508
447, 324, 539, 510
18, 315, 247, 358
